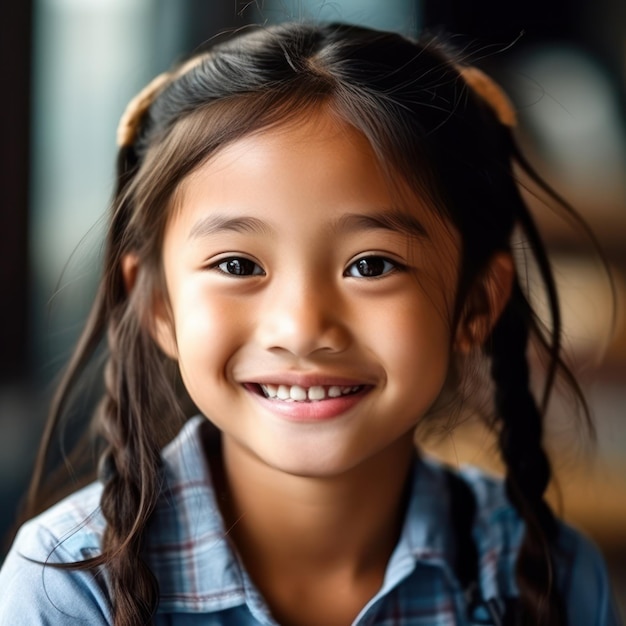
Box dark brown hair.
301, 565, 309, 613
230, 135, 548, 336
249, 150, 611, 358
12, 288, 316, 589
24, 21, 595, 625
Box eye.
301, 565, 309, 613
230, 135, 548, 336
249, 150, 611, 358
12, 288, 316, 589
213, 257, 264, 276
345, 256, 399, 278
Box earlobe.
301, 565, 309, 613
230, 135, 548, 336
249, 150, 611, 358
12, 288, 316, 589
455, 252, 514, 353
121, 253, 139, 294
121, 253, 179, 360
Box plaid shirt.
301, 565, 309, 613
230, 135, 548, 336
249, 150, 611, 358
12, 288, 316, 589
0, 416, 620, 625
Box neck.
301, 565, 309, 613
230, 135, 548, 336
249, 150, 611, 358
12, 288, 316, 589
208, 432, 416, 625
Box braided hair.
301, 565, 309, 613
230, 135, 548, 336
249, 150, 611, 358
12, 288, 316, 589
23, 22, 593, 625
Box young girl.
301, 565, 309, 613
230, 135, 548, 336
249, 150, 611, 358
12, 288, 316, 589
0, 21, 621, 626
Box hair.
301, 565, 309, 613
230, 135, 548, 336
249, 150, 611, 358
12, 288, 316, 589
22, 21, 597, 626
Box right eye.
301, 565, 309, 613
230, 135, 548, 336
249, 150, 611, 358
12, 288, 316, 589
344, 255, 399, 278
213, 257, 264, 276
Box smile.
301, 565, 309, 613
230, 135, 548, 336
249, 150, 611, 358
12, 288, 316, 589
258, 383, 363, 402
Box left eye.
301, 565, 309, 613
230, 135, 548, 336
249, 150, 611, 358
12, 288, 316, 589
214, 257, 264, 276
345, 256, 398, 278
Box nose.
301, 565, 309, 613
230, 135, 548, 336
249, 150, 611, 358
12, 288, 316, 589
257, 274, 351, 358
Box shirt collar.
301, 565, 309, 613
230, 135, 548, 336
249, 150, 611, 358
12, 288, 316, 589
145, 416, 249, 614
379, 455, 460, 595
145, 416, 479, 615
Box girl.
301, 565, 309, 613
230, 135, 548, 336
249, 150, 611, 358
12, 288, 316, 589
0, 21, 621, 626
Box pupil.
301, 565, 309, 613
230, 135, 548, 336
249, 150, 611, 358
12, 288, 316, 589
358, 257, 384, 276
228, 259, 250, 275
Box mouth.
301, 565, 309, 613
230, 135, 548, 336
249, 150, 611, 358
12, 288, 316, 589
246, 383, 366, 403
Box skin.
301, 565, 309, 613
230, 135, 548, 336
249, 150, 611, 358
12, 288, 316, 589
147, 109, 512, 625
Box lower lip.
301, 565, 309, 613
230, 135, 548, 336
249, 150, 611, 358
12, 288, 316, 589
247, 386, 370, 422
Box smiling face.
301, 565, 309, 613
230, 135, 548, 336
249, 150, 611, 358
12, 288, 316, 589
153, 108, 462, 478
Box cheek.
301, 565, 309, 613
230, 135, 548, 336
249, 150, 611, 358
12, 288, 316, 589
170, 282, 246, 384
376, 295, 453, 400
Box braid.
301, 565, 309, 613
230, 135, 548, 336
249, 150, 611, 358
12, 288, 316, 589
83, 58, 194, 624
95, 312, 162, 625
489, 283, 565, 625
92, 188, 188, 624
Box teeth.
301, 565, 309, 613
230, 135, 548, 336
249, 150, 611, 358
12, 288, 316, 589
290, 385, 307, 401
328, 386, 342, 398
308, 386, 325, 401
259, 383, 361, 402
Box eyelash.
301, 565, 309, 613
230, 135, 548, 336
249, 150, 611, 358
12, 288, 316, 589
209, 254, 403, 278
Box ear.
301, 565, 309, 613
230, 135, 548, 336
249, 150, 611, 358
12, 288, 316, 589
121, 253, 179, 360
455, 252, 514, 353
121, 253, 139, 293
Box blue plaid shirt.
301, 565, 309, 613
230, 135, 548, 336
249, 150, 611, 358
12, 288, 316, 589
0, 416, 621, 625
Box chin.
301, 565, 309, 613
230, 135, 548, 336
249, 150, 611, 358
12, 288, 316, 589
254, 445, 378, 480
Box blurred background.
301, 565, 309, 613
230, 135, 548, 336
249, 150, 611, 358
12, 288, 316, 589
0, 0, 624, 614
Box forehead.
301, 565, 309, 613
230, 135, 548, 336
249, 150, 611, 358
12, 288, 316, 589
173, 109, 457, 241
179, 110, 381, 197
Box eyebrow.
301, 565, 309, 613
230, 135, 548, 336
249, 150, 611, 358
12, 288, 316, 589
335, 210, 429, 239
187, 215, 272, 240
187, 209, 429, 241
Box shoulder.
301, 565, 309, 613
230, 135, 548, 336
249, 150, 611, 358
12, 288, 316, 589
0, 418, 210, 624
0, 481, 112, 624
9, 480, 106, 562
450, 464, 622, 625
557, 524, 623, 625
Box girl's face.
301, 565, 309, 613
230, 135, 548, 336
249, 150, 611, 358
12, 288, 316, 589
154, 109, 461, 478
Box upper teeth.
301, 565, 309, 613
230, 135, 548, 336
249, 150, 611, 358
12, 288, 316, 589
259, 384, 360, 402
